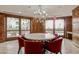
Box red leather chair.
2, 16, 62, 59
17, 36, 24, 54
54, 33, 59, 38
54, 33, 58, 36
24, 40, 45, 54
47, 37, 63, 54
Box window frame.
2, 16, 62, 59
55, 19, 65, 36
45, 18, 65, 37
20, 18, 30, 35
45, 19, 54, 34
6, 17, 30, 38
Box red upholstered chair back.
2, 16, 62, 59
24, 40, 44, 54
54, 33, 58, 37
54, 33, 59, 39
17, 36, 24, 47
47, 37, 63, 54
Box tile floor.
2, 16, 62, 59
0, 38, 79, 54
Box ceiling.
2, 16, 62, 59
0, 5, 78, 17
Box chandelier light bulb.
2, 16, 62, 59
34, 5, 48, 22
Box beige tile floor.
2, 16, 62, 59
0, 39, 79, 54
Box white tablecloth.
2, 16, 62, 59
24, 33, 55, 41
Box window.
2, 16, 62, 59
7, 17, 30, 38
7, 17, 19, 37
45, 20, 53, 34
45, 18, 64, 36
21, 18, 30, 35
55, 19, 64, 35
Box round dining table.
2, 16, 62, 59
23, 33, 56, 53
23, 33, 55, 42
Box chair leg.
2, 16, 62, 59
60, 51, 62, 54
18, 47, 21, 54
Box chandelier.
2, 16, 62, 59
33, 5, 48, 22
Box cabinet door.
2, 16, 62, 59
30, 19, 45, 33
0, 15, 5, 42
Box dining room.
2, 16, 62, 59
0, 5, 79, 54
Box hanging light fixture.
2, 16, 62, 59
34, 5, 48, 22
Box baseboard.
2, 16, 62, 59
0, 39, 17, 43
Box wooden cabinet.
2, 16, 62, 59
65, 16, 72, 39
30, 18, 45, 33
0, 14, 5, 42
72, 6, 79, 45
